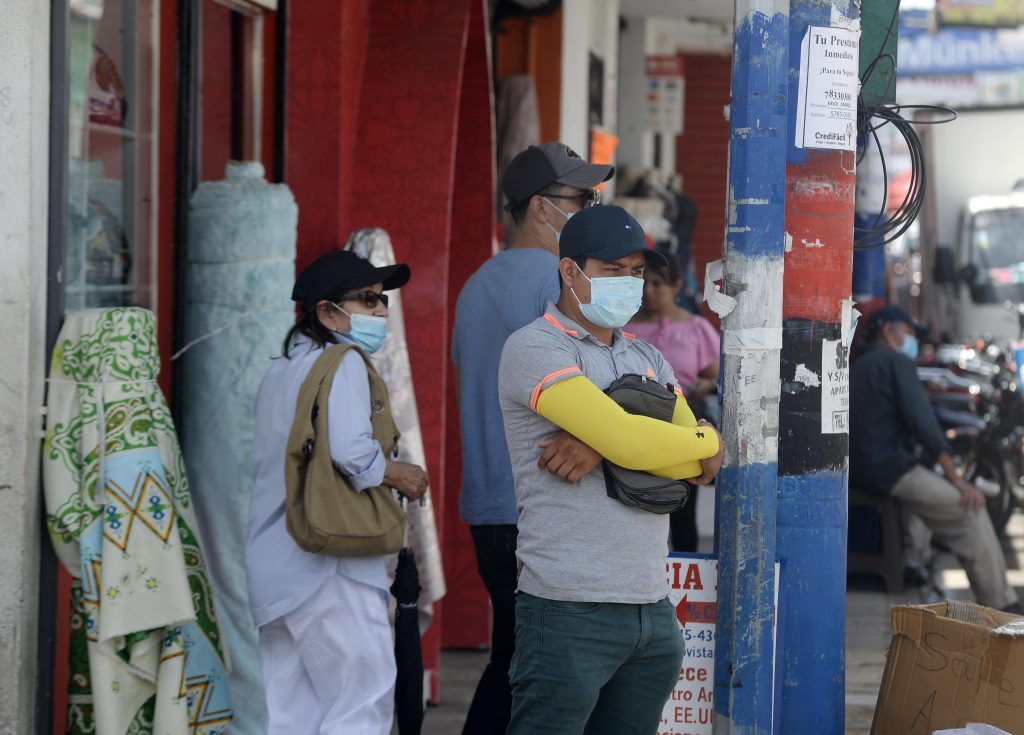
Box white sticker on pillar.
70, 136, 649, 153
841, 298, 861, 347
794, 25, 860, 151
821, 338, 849, 434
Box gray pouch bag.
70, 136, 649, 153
601, 373, 691, 515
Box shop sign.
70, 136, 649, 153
898, 24, 1024, 75
937, 0, 1024, 29
645, 55, 684, 134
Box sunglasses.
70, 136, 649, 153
337, 291, 389, 309
543, 189, 602, 209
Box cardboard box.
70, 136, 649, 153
871, 601, 1024, 734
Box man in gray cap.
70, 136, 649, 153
451, 142, 613, 734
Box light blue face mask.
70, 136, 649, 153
571, 266, 645, 329
332, 303, 388, 354
543, 197, 574, 243
900, 333, 919, 361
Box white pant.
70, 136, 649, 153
892, 465, 1018, 610
259, 574, 396, 735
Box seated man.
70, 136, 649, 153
498, 205, 724, 735
849, 306, 1020, 613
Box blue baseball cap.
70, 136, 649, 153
558, 205, 667, 266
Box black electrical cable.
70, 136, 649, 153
852, 2, 958, 251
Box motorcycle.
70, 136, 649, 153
920, 342, 1024, 536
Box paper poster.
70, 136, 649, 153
662, 556, 718, 734
661, 555, 781, 735
794, 25, 860, 150
821, 338, 850, 434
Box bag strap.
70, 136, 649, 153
303, 341, 387, 394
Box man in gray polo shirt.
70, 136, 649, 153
498, 205, 723, 734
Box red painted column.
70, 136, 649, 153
286, 0, 369, 267
286, 0, 499, 701
442, 0, 495, 652
345, 0, 474, 702
675, 53, 732, 326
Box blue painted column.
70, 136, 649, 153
713, 3, 788, 734
775, 1, 860, 733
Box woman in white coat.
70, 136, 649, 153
246, 250, 429, 735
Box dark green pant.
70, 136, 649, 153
507, 592, 683, 735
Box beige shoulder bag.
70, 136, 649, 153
284, 343, 405, 556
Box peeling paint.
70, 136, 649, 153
801, 237, 825, 248
784, 231, 793, 252
793, 363, 821, 387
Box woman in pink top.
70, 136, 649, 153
629, 254, 721, 551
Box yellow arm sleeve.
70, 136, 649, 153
535, 376, 719, 480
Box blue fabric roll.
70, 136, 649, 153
182, 161, 297, 735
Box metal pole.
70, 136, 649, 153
713, 2, 788, 733
775, 1, 860, 731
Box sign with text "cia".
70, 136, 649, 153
660, 554, 781, 735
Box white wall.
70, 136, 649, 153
617, 14, 652, 183
560, 0, 621, 196
560, 0, 595, 155
0, 0, 50, 731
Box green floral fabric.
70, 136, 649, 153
43, 308, 232, 735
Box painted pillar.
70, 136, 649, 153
775, 1, 859, 732
713, 3, 788, 733
345, 0, 477, 701
442, 0, 496, 653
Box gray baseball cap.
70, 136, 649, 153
502, 142, 614, 211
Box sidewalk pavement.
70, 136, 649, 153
419, 497, 1024, 735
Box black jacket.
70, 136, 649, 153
849, 343, 951, 494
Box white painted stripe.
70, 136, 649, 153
723, 327, 783, 354
720, 254, 784, 466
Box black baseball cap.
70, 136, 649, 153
559, 205, 667, 266
502, 142, 614, 212
292, 250, 410, 310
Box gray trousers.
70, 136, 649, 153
892, 465, 1018, 610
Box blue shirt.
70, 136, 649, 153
452, 247, 560, 525
246, 334, 389, 627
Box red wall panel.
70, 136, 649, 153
675, 54, 732, 325
287, 0, 497, 700
286, 0, 367, 261
443, 0, 495, 651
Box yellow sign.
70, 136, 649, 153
938, 0, 1024, 28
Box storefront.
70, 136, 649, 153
39, 0, 285, 730
30, 0, 502, 729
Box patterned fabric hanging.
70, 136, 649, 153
43, 307, 232, 735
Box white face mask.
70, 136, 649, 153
543, 197, 574, 243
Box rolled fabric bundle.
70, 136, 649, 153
346, 227, 447, 632
42, 307, 232, 734
181, 161, 297, 735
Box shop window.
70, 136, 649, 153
201, 0, 267, 181
64, 0, 158, 312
